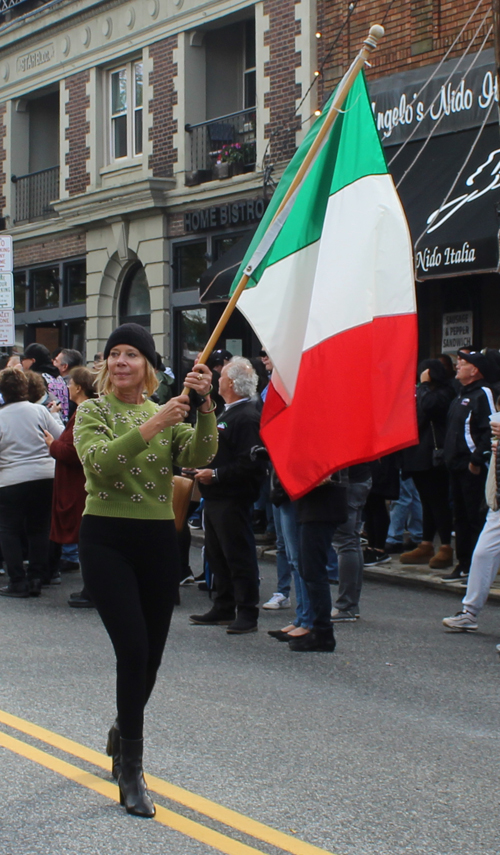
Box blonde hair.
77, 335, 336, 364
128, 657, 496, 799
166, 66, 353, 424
95, 355, 159, 398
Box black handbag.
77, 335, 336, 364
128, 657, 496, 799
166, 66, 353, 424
430, 422, 445, 468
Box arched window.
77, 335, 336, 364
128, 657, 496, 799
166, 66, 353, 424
119, 263, 151, 328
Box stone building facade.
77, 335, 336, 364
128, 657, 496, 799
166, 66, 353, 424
0, 0, 317, 372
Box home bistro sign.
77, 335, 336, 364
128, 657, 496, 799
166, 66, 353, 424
184, 199, 267, 233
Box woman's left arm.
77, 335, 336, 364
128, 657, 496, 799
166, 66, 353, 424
171, 412, 218, 469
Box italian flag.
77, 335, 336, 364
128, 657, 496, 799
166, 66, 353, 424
233, 72, 418, 500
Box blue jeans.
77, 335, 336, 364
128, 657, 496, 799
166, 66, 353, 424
272, 504, 292, 598
273, 502, 314, 629
326, 544, 338, 582
333, 478, 372, 612
189, 497, 204, 524
298, 520, 335, 631
62, 543, 79, 562
386, 475, 423, 545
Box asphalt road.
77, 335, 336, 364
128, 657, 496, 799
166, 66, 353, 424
0, 546, 499, 855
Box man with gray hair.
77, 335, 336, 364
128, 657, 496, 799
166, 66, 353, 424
191, 357, 266, 634
53, 348, 84, 379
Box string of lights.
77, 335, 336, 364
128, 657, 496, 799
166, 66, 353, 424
261, 0, 362, 173
395, 16, 493, 187
390, 0, 490, 167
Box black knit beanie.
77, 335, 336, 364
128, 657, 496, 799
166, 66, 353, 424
103, 323, 156, 367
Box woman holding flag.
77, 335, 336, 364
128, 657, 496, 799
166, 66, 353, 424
74, 323, 217, 817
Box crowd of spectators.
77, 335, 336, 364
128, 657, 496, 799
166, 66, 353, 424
0, 341, 500, 659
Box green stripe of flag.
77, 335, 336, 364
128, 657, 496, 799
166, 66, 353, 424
231, 72, 388, 293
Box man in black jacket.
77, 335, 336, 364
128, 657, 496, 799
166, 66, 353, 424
190, 357, 265, 634
443, 349, 495, 581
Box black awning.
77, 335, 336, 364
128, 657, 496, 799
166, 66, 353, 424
199, 231, 254, 303
387, 123, 500, 279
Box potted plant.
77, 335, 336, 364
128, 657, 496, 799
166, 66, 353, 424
219, 143, 245, 175
214, 160, 230, 179
242, 141, 256, 173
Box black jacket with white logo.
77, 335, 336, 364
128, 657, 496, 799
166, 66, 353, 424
444, 379, 495, 471
198, 399, 266, 502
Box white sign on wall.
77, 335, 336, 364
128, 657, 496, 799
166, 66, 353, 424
441, 311, 473, 353
0, 273, 14, 309
0, 309, 15, 346
226, 339, 243, 356
0, 236, 12, 273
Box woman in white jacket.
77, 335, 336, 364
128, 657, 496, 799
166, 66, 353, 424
0, 368, 64, 598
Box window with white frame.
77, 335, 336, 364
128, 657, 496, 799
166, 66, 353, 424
109, 61, 143, 160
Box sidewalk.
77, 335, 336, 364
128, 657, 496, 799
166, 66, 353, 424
189, 529, 500, 603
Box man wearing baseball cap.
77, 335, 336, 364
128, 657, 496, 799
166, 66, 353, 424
442, 349, 495, 581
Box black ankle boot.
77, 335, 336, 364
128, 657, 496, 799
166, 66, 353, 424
106, 719, 121, 780
118, 738, 156, 817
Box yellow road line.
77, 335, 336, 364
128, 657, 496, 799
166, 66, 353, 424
0, 708, 336, 855
0, 729, 270, 855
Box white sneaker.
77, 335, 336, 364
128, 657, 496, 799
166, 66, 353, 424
262, 593, 291, 610
442, 610, 478, 631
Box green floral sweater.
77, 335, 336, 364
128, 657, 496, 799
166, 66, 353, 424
73, 394, 218, 520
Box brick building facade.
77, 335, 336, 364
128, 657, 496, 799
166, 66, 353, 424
314, 0, 500, 357
148, 36, 178, 179
317, 0, 494, 97
65, 71, 91, 196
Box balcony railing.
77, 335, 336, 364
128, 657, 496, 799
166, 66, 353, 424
1, 0, 29, 11
1, 0, 37, 19
185, 108, 256, 185
11, 166, 60, 223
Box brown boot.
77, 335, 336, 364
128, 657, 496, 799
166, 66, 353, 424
399, 543, 434, 564
429, 545, 454, 569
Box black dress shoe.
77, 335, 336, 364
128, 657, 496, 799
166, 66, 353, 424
268, 629, 294, 642
384, 542, 405, 554
189, 608, 235, 626
288, 628, 336, 652
0, 582, 30, 598
68, 593, 95, 608
226, 616, 258, 634
28, 579, 42, 597
59, 559, 80, 573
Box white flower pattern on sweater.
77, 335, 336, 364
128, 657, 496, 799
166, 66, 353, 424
74, 394, 218, 520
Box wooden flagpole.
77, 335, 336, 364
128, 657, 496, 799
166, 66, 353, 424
183, 23, 385, 393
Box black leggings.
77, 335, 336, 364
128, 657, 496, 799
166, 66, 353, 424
79, 515, 180, 740
410, 469, 453, 545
